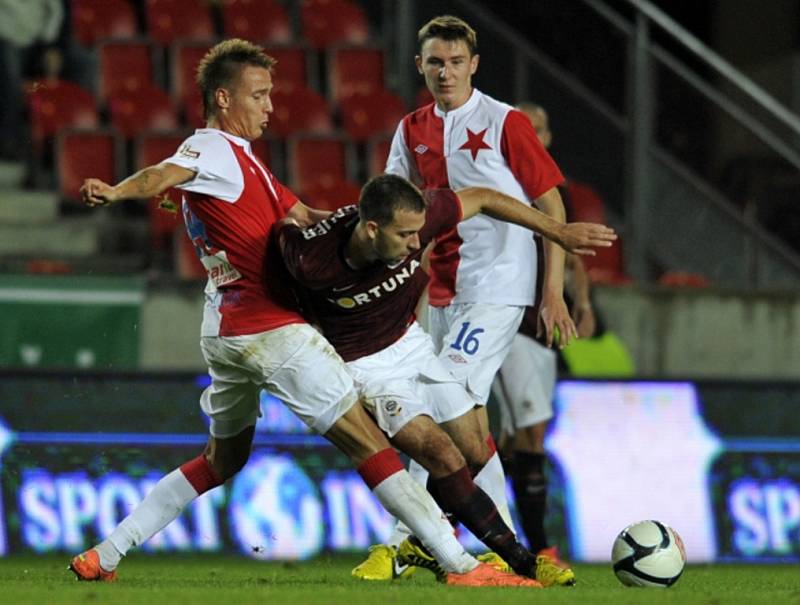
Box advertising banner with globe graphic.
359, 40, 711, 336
0, 371, 798, 562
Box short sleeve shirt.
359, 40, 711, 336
279, 190, 462, 361
165, 128, 304, 337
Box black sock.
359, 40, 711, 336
511, 451, 548, 553
430, 466, 536, 577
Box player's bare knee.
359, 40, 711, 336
513, 422, 547, 453
459, 436, 491, 471
424, 430, 465, 476
205, 427, 254, 480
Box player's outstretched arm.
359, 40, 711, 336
81, 162, 195, 207
454, 186, 616, 255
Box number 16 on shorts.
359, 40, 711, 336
450, 322, 484, 355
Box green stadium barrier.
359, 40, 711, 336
0, 275, 143, 369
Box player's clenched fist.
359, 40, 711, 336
80, 178, 119, 207
557, 223, 617, 256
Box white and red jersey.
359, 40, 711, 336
165, 128, 305, 337
386, 88, 564, 307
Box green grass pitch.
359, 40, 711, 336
2, 554, 798, 605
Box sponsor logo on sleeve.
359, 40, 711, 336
178, 143, 201, 159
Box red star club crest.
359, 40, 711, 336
459, 127, 492, 160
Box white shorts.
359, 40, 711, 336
492, 333, 556, 435
428, 303, 525, 404
199, 323, 358, 438
346, 322, 479, 437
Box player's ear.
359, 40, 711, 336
470, 54, 479, 75
415, 55, 423, 74
365, 220, 380, 240
215, 87, 231, 111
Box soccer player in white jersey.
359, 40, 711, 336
353, 15, 576, 583
68, 38, 539, 589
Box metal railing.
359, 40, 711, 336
385, 0, 800, 288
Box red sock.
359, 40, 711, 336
179, 455, 223, 495
357, 449, 404, 489
486, 434, 498, 457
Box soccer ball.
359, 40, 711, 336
611, 520, 686, 587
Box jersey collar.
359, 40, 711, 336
195, 128, 252, 153
433, 88, 482, 119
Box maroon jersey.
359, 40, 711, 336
279, 190, 462, 361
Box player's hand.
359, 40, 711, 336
80, 178, 119, 207
572, 301, 596, 338
557, 222, 617, 256
537, 292, 578, 349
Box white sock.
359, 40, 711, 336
387, 522, 411, 548
96, 468, 199, 571
373, 470, 477, 574
474, 452, 515, 532
387, 458, 431, 547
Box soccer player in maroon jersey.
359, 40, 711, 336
276, 174, 615, 584
69, 39, 541, 589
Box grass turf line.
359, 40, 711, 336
1, 554, 798, 605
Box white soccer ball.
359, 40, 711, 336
611, 520, 686, 587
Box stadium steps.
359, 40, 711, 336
0, 160, 25, 188
0, 189, 59, 223
0, 215, 100, 256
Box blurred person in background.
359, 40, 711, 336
0, 0, 63, 160
491, 102, 596, 563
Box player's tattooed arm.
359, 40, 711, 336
81, 163, 195, 207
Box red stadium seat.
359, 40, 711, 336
265, 44, 312, 88
108, 84, 178, 139
269, 84, 333, 138
145, 0, 215, 46
300, 0, 369, 50
135, 130, 188, 249
57, 129, 121, 204
564, 179, 607, 224
221, 0, 292, 44
170, 42, 212, 126
657, 271, 710, 288
26, 80, 100, 152
250, 137, 274, 168
416, 86, 435, 109
366, 134, 392, 177
98, 41, 156, 102
287, 133, 354, 192
339, 89, 406, 142
184, 91, 206, 128
72, 0, 138, 46
301, 180, 362, 211
582, 233, 632, 285
327, 46, 384, 105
